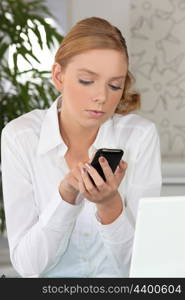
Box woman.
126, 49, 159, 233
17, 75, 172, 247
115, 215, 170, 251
1, 17, 162, 277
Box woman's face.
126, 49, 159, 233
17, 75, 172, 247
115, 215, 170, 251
59, 49, 128, 129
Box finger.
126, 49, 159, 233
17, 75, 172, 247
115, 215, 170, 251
72, 163, 83, 181
80, 166, 99, 195
84, 163, 105, 191
88, 149, 97, 163
67, 173, 80, 191
78, 173, 88, 195
98, 156, 114, 183
114, 160, 127, 184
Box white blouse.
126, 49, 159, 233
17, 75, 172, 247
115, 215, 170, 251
1, 96, 162, 278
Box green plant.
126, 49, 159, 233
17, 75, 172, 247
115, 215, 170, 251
0, 0, 63, 233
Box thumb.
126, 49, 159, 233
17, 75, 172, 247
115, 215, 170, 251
88, 149, 97, 164
114, 160, 127, 183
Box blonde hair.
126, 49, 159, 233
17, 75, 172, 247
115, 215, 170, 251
55, 17, 140, 114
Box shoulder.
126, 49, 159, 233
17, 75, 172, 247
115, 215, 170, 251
108, 114, 160, 165
111, 113, 158, 139
111, 113, 159, 152
99, 113, 159, 153
113, 112, 156, 130
2, 108, 47, 141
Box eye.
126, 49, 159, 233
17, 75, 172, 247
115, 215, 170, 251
79, 79, 93, 85
109, 84, 122, 91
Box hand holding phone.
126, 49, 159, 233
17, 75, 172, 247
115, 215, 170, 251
90, 148, 124, 182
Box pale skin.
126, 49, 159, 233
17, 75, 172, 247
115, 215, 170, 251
52, 49, 128, 224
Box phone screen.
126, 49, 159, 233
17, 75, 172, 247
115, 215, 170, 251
90, 148, 124, 181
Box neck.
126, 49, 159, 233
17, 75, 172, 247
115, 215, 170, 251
58, 110, 99, 150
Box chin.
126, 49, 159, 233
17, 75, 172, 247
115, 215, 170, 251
87, 118, 107, 129
79, 119, 101, 129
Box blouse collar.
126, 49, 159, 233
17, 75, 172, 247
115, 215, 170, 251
37, 96, 116, 156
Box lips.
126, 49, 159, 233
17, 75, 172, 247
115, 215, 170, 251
87, 110, 105, 113
85, 109, 105, 118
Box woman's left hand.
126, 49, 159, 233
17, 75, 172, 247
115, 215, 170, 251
78, 156, 127, 204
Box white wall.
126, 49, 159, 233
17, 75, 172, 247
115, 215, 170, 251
67, 0, 131, 52
130, 0, 185, 159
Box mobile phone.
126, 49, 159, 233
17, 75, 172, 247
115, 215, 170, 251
90, 148, 124, 182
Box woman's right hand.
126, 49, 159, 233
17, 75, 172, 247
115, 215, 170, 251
58, 163, 83, 204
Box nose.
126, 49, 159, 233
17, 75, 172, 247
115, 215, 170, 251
91, 85, 107, 104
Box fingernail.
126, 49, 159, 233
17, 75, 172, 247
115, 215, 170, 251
100, 156, 105, 163
122, 161, 127, 169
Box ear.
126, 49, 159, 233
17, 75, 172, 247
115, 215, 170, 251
52, 63, 64, 91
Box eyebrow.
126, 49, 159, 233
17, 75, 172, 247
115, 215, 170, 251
77, 68, 126, 80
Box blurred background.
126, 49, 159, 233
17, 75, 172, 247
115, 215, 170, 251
0, 0, 185, 277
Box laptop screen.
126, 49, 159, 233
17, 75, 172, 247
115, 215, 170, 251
129, 196, 185, 277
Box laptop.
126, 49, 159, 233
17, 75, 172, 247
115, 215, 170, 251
129, 196, 185, 277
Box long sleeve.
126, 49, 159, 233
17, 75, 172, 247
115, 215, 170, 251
95, 123, 162, 277
1, 127, 83, 277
